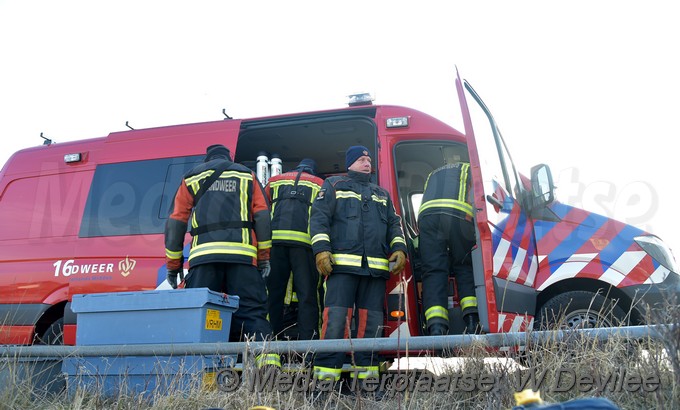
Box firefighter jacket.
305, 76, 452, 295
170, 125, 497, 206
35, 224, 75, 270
419, 162, 474, 221
265, 168, 324, 247
164, 158, 272, 271
310, 170, 407, 279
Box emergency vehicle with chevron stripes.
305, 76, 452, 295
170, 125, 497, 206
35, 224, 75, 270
0, 69, 677, 347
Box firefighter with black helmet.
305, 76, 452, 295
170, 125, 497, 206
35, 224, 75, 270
419, 161, 479, 336
310, 145, 407, 382
265, 158, 324, 340
164, 144, 279, 368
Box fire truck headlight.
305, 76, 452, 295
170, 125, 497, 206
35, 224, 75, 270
634, 235, 679, 274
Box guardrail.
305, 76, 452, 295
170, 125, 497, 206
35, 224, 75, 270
1, 325, 671, 358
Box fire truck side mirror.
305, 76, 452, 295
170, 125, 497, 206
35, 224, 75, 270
530, 163, 555, 207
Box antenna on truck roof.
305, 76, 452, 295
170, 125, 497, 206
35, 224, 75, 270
222, 109, 232, 120
125, 121, 135, 130
40, 132, 53, 146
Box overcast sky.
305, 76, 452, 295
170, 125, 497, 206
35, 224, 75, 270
1, 1, 678, 255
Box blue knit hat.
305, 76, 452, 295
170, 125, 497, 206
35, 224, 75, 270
205, 144, 231, 162
345, 145, 371, 169
297, 158, 317, 174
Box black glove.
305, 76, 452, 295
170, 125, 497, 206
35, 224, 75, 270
167, 269, 182, 289
258, 260, 271, 279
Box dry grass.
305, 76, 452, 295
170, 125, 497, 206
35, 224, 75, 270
1, 295, 678, 410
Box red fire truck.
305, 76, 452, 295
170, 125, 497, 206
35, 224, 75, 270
0, 70, 677, 346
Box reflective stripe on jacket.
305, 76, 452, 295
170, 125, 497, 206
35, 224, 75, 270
165, 159, 271, 270
266, 170, 324, 247
419, 162, 473, 220
310, 171, 406, 279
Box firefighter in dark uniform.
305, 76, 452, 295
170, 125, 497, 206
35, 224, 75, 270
418, 162, 479, 335
164, 144, 279, 368
310, 145, 407, 382
265, 158, 324, 340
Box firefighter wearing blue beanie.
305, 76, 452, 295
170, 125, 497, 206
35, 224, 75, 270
345, 145, 371, 170
311, 143, 408, 381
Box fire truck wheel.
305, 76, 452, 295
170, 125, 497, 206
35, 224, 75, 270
535, 290, 628, 330
37, 318, 64, 345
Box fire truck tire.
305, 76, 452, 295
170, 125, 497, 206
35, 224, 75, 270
535, 290, 628, 330
37, 318, 64, 345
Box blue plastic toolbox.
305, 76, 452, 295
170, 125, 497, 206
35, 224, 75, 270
70, 288, 239, 345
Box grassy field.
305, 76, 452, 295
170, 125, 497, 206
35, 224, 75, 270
2, 298, 678, 410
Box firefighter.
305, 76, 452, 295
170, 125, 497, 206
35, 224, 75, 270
418, 162, 479, 335
265, 158, 324, 340
310, 145, 407, 382
164, 144, 279, 368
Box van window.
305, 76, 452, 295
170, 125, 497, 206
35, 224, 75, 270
79, 156, 203, 237
394, 141, 469, 229
465, 86, 524, 206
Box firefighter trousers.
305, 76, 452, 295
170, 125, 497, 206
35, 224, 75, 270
266, 245, 321, 340
419, 213, 477, 328
186, 262, 273, 342
313, 272, 385, 371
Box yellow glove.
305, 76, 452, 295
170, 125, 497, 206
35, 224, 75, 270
389, 250, 407, 275
315, 251, 334, 276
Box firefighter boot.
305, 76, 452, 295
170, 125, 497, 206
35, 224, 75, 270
428, 323, 449, 336
464, 312, 481, 334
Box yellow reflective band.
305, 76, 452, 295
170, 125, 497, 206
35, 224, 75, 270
191, 212, 198, 231
270, 185, 280, 217
367, 256, 389, 271
255, 353, 281, 368
189, 242, 257, 261
185, 169, 213, 186
185, 170, 213, 194
258, 240, 272, 250
217, 171, 253, 180
313, 366, 342, 381
272, 230, 312, 245
425, 305, 449, 321
371, 194, 386, 206
185, 170, 253, 194
270, 179, 322, 191
310, 186, 321, 204
390, 237, 406, 247
311, 233, 330, 245
333, 253, 362, 267
350, 366, 380, 379
284, 273, 294, 305
460, 296, 478, 310
186, 170, 251, 184
336, 190, 361, 200
419, 198, 474, 217
191, 213, 199, 248
459, 163, 470, 202
165, 249, 183, 259
239, 177, 249, 244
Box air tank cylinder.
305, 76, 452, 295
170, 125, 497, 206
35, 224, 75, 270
270, 154, 283, 178
256, 152, 270, 186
